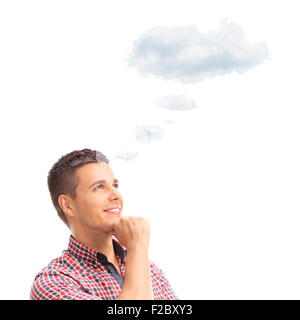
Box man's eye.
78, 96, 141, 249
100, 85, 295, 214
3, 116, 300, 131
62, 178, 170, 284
95, 184, 119, 190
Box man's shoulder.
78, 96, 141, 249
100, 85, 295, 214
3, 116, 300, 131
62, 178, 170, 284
149, 260, 168, 279
33, 250, 75, 281
149, 260, 179, 300
30, 249, 88, 300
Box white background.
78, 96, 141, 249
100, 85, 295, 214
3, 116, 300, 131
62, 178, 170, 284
0, 0, 299, 299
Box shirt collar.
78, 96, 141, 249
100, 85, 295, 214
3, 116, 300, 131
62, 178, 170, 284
67, 235, 127, 264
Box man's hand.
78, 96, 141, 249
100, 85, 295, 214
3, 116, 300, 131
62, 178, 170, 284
112, 216, 150, 251
113, 216, 153, 300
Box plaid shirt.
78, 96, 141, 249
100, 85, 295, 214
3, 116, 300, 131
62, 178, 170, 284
30, 235, 178, 300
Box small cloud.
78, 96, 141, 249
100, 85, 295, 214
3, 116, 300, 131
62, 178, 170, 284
114, 151, 138, 161
129, 20, 269, 83
156, 94, 197, 111
135, 125, 165, 143
164, 120, 175, 124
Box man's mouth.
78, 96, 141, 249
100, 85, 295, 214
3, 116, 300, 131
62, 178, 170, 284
103, 206, 121, 214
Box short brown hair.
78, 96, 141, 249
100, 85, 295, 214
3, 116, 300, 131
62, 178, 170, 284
47, 148, 109, 226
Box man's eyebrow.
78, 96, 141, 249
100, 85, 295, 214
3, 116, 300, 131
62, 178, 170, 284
89, 178, 119, 189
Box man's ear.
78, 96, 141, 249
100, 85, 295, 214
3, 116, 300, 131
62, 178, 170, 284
58, 194, 75, 219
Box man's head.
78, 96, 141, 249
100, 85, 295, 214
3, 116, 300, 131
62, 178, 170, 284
48, 149, 123, 233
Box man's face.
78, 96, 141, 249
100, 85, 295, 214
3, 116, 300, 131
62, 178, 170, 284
69, 162, 123, 233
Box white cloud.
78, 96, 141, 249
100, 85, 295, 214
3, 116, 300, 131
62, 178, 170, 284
134, 125, 165, 143
129, 20, 269, 83
164, 120, 175, 124
156, 94, 197, 111
114, 150, 138, 161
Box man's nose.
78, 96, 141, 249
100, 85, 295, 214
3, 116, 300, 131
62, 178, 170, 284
108, 186, 120, 199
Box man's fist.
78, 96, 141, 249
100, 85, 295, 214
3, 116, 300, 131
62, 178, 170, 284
112, 216, 150, 251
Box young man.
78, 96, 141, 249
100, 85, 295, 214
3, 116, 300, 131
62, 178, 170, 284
30, 148, 178, 300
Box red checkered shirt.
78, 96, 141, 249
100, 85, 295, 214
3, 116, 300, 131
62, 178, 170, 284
30, 235, 178, 300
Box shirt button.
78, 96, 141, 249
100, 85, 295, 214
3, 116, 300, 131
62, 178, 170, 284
107, 267, 112, 274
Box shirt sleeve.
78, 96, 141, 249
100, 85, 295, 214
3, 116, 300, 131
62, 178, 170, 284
150, 261, 179, 300
30, 271, 105, 300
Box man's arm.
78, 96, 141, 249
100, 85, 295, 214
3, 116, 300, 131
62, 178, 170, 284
113, 216, 154, 300
30, 271, 104, 300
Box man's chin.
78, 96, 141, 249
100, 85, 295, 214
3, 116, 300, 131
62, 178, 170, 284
105, 221, 119, 234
